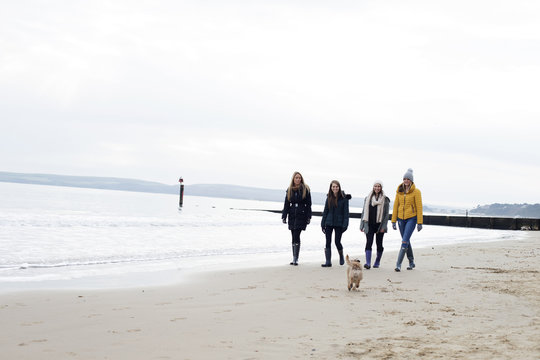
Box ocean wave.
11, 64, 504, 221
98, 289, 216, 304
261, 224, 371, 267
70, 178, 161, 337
0, 247, 285, 273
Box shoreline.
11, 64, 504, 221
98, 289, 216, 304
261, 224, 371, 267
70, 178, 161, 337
1, 233, 539, 359
0, 228, 528, 293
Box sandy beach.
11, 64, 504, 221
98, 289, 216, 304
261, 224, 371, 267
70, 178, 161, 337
1, 233, 539, 360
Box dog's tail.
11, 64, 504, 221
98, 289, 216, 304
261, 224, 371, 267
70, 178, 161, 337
345, 254, 351, 266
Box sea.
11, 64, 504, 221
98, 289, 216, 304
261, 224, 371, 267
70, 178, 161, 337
0, 182, 525, 292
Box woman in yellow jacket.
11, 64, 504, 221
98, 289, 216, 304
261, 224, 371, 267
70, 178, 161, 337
391, 168, 423, 272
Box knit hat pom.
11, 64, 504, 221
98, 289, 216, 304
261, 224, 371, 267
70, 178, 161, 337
403, 168, 414, 181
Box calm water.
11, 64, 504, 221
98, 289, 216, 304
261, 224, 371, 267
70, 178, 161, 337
0, 182, 524, 291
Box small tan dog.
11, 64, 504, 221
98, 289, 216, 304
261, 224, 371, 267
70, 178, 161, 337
346, 255, 363, 291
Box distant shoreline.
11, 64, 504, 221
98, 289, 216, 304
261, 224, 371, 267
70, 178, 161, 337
0, 171, 450, 212
2, 171, 539, 217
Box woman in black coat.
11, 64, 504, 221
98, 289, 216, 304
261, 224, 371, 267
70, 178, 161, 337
282, 171, 312, 266
321, 180, 350, 267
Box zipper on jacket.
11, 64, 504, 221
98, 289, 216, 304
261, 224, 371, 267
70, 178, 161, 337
402, 193, 406, 219
294, 191, 298, 228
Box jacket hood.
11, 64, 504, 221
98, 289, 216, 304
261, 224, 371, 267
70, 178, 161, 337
396, 183, 416, 194
326, 190, 352, 199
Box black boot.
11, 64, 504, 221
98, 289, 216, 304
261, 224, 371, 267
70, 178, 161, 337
290, 243, 300, 266
321, 248, 332, 267
338, 249, 345, 266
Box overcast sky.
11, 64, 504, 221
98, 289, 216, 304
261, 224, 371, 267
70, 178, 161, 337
1, 0, 539, 207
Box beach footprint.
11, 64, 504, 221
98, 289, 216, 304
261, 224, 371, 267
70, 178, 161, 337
170, 317, 187, 322
18, 339, 48, 346
21, 321, 44, 326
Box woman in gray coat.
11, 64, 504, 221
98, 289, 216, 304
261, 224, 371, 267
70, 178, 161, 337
360, 180, 390, 269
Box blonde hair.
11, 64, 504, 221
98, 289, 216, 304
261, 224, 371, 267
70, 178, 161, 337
287, 171, 310, 201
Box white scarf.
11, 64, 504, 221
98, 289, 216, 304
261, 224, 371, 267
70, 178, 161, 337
363, 190, 385, 223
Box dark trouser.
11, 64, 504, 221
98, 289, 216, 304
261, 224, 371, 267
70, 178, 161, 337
291, 229, 302, 245
365, 223, 384, 252
324, 226, 343, 250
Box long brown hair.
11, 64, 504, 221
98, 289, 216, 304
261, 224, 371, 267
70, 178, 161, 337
287, 171, 310, 201
327, 180, 342, 208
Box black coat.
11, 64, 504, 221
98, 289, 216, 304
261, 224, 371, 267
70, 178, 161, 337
321, 192, 350, 229
282, 187, 312, 231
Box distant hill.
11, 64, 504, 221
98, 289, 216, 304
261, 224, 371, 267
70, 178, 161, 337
2, 171, 538, 217
469, 203, 540, 218
0, 171, 176, 194
0, 171, 361, 206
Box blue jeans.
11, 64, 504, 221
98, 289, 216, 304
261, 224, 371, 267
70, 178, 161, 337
398, 217, 416, 263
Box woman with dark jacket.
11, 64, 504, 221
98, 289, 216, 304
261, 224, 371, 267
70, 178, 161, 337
321, 180, 350, 267
360, 180, 390, 269
282, 171, 312, 266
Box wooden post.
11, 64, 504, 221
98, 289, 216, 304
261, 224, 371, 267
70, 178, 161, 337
179, 177, 184, 207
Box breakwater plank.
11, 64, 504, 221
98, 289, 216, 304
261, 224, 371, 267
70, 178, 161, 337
256, 210, 540, 230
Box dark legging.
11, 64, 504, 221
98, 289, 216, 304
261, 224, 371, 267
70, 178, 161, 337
324, 226, 343, 250
365, 223, 384, 252
291, 229, 302, 244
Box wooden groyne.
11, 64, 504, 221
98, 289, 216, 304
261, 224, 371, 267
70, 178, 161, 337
258, 210, 540, 231
420, 214, 539, 230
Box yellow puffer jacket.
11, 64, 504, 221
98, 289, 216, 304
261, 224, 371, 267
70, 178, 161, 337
391, 183, 423, 224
